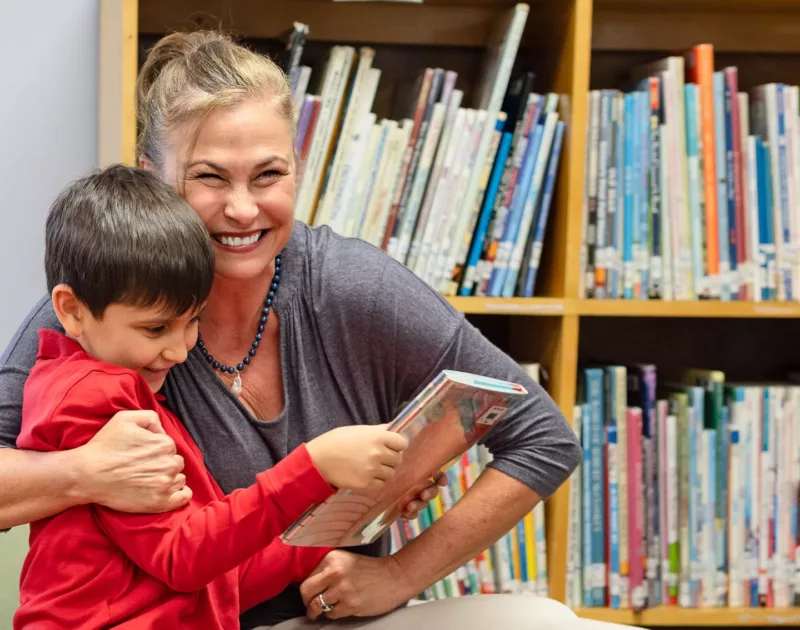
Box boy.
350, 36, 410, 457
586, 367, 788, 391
14, 165, 407, 629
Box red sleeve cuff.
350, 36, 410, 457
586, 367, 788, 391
256, 443, 335, 522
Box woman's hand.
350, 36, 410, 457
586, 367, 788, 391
73, 410, 191, 513
299, 550, 418, 620
400, 472, 449, 520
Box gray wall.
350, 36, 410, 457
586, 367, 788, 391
0, 1, 99, 624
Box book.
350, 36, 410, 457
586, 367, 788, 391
280, 370, 528, 547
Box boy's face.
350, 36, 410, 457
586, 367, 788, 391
77, 302, 202, 393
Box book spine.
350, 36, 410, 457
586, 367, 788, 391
628, 407, 646, 609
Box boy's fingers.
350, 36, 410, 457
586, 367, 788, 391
382, 432, 408, 452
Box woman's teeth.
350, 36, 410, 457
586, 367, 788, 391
217, 232, 262, 247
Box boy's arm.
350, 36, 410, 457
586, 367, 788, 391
34, 372, 335, 592
237, 541, 333, 613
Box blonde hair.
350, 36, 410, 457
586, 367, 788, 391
137, 30, 293, 170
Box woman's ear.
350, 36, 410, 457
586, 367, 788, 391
139, 156, 154, 171
51, 284, 86, 338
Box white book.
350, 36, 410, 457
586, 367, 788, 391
789, 87, 800, 300
296, 46, 354, 224
665, 411, 679, 601
727, 391, 746, 608
345, 116, 382, 238
632, 59, 692, 299
752, 85, 789, 300
331, 68, 381, 234
776, 387, 792, 607
361, 119, 401, 246
566, 405, 583, 609
335, 111, 378, 238
370, 121, 413, 248
660, 123, 674, 300
353, 121, 390, 239
315, 48, 377, 230
406, 89, 464, 270
433, 109, 488, 291
412, 107, 469, 280
392, 102, 447, 263
534, 501, 548, 597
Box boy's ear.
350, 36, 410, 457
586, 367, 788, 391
51, 285, 87, 338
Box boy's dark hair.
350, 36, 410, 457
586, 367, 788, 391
46, 164, 215, 319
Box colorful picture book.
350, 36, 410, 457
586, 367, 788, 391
280, 370, 527, 548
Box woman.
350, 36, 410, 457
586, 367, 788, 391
0, 31, 582, 628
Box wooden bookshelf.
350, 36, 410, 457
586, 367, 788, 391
579, 606, 800, 626
577, 299, 800, 318
98, 0, 800, 626
446, 296, 568, 315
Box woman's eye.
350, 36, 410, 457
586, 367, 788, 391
258, 170, 280, 179
197, 173, 223, 181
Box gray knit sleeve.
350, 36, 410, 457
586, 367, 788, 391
321, 231, 581, 499
0, 297, 61, 449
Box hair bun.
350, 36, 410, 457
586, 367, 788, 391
137, 30, 230, 110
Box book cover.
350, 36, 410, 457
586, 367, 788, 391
281, 370, 527, 547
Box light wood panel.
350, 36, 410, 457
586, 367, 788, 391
578, 299, 800, 318
593, 5, 800, 53
138, 0, 550, 48
99, 0, 138, 166
578, 605, 800, 626
538, 0, 593, 299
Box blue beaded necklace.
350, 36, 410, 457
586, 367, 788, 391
196, 253, 282, 396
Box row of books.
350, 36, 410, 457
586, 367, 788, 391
390, 363, 549, 599
280, 4, 567, 298
581, 43, 800, 303
568, 364, 800, 610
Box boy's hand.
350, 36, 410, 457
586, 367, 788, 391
75, 410, 191, 513
306, 425, 408, 492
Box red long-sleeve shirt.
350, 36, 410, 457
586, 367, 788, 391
15, 330, 334, 629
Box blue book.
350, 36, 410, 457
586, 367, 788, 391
718, 404, 729, 605
757, 139, 776, 301
585, 368, 606, 606
623, 93, 635, 299
581, 401, 594, 605
522, 121, 566, 296
713, 71, 732, 301
638, 90, 650, 298
776, 84, 793, 299
631, 91, 643, 298
685, 84, 705, 298
612, 96, 625, 298
460, 130, 514, 295
706, 428, 717, 606
487, 123, 544, 295
687, 385, 705, 606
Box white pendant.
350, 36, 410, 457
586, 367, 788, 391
231, 372, 243, 396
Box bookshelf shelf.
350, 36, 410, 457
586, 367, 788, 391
578, 606, 800, 627
576, 299, 800, 318
446, 296, 567, 315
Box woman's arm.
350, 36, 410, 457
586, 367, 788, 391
301, 469, 539, 620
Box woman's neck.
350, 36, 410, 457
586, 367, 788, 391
200, 268, 274, 347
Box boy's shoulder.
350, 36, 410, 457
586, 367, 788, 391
20, 331, 156, 450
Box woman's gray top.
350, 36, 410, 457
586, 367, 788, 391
0, 222, 581, 627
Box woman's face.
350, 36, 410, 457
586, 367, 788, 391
162, 96, 296, 281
